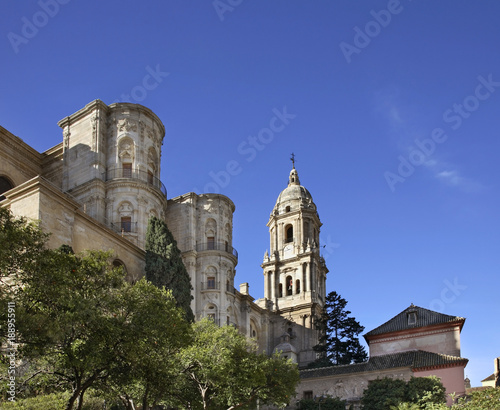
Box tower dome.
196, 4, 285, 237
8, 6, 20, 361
273, 167, 316, 215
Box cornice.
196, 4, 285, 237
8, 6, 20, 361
412, 360, 468, 372
105, 179, 167, 203
197, 193, 236, 213
0, 126, 43, 167
57, 99, 109, 129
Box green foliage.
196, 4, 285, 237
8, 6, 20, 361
14, 248, 130, 409
0, 208, 49, 342
312, 291, 367, 367
452, 387, 500, 409
362, 377, 447, 410
390, 403, 421, 410
361, 377, 407, 410
0, 208, 301, 410
297, 395, 346, 410
0, 391, 105, 410
405, 376, 446, 406
0, 207, 48, 281
101, 279, 192, 410
177, 318, 300, 409
145, 216, 194, 321
0, 392, 69, 410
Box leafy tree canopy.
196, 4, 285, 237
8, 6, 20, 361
361, 376, 447, 410
177, 319, 300, 410
452, 387, 500, 409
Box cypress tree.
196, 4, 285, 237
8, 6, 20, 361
145, 216, 194, 321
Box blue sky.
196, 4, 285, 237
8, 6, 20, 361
1, 1, 499, 386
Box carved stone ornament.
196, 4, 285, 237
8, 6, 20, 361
118, 202, 133, 215
63, 130, 71, 150
117, 118, 137, 133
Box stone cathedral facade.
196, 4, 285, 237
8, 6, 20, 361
0, 100, 326, 368
1, 100, 470, 406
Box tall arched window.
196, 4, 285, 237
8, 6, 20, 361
118, 137, 134, 178
118, 202, 133, 233
205, 266, 217, 289
285, 224, 293, 243
296, 279, 301, 294
205, 218, 217, 249
286, 275, 293, 296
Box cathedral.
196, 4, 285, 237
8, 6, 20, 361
0, 100, 468, 407
0, 99, 326, 368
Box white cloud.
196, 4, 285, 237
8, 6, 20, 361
425, 161, 484, 193
436, 170, 462, 186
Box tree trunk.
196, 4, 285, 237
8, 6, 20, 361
76, 389, 86, 410
142, 383, 150, 410
66, 389, 80, 410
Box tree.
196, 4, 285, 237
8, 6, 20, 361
177, 318, 300, 409
405, 376, 446, 406
14, 248, 132, 410
0, 208, 48, 305
452, 387, 500, 409
145, 216, 194, 321
361, 378, 407, 410
312, 291, 367, 367
361, 376, 447, 410
101, 279, 192, 410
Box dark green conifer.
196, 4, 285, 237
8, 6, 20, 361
312, 291, 367, 367
145, 216, 194, 321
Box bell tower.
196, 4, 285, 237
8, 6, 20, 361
261, 160, 328, 366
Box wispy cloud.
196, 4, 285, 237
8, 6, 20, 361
424, 160, 484, 193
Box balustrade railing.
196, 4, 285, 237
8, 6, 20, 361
104, 167, 167, 197
201, 281, 220, 291
196, 241, 238, 259
109, 221, 138, 234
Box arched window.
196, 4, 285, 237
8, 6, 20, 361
112, 259, 127, 274
296, 279, 301, 294
118, 137, 134, 177
205, 266, 217, 289
285, 224, 293, 243
250, 320, 259, 339
285, 205, 291, 212
118, 202, 133, 233
206, 304, 217, 324
0, 176, 14, 201
205, 218, 216, 249
302, 263, 307, 292
286, 275, 293, 296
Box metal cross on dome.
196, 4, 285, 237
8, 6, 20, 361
290, 153, 296, 169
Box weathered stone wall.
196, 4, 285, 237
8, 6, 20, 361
369, 325, 462, 357
4, 177, 145, 281
0, 126, 42, 188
